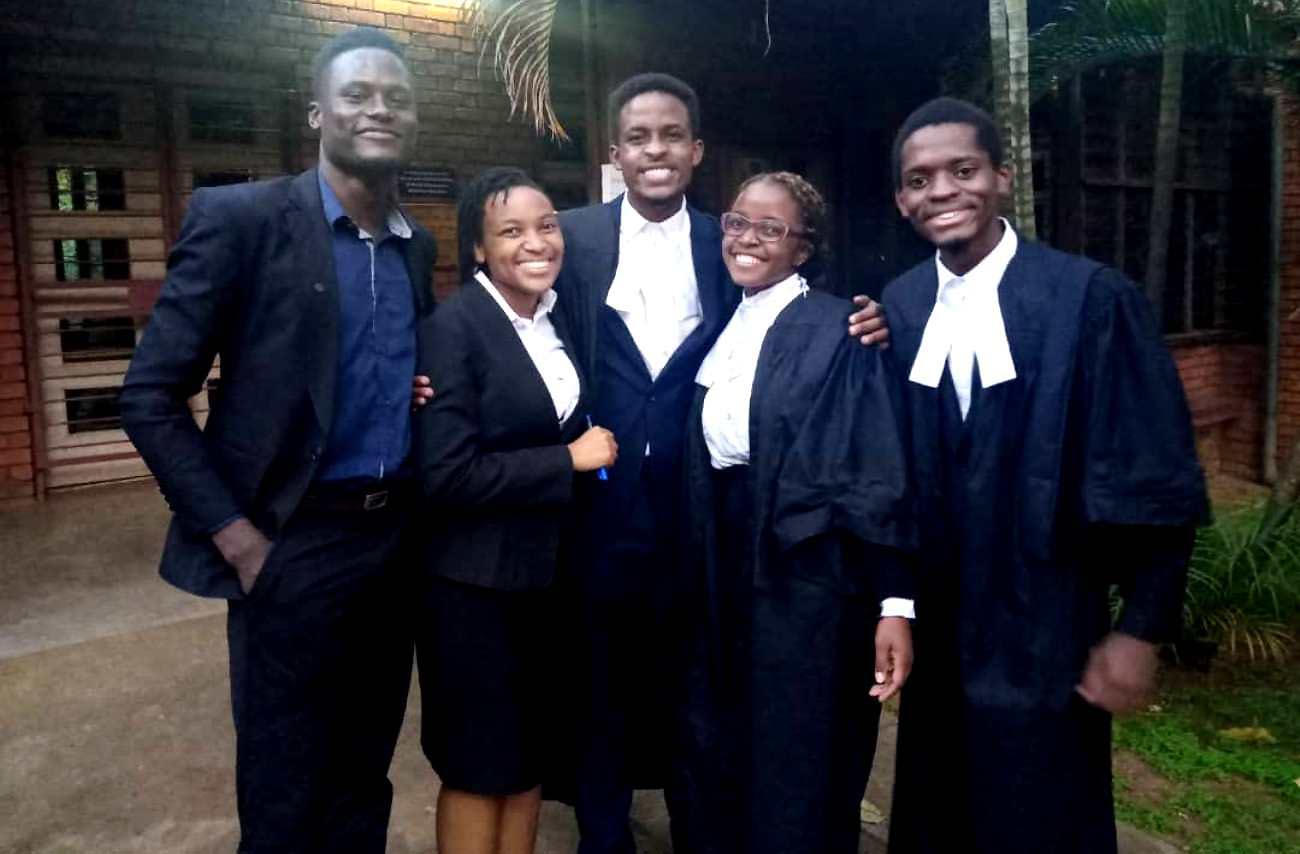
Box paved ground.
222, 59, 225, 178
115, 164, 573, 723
0, 482, 1177, 854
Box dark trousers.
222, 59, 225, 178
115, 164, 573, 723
575, 478, 689, 854
226, 502, 413, 854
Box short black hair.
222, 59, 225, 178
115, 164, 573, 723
311, 27, 407, 100
607, 72, 701, 142
891, 97, 1004, 189
456, 166, 546, 278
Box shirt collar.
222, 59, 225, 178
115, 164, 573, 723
619, 193, 690, 238
737, 272, 807, 318
934, 217, 1018, 296
318, 170, 412, 240
475, 269, 558, 328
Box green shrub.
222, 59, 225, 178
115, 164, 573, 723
1183, 504, 1300, 662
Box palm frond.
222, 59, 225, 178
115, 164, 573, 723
1029, 0, 1300, 100
1184, 502, 1300, 662
1200, 607, 1295, 662
464, 0, 568, 141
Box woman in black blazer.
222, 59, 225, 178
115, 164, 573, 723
414, 167, 617, 854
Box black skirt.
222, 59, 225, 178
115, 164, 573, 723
416, 574, 553, 795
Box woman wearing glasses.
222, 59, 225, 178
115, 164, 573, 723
673, 172, 917, 854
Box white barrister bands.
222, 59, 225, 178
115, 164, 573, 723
908, 219, 1019, 419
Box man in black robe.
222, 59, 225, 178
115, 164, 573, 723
881, 97, 1208, 854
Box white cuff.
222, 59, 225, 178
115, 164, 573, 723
880, 597, 915, 620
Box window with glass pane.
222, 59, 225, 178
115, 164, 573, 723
193, 170, 258, 190
58, 317, 136, 363
47, 166, 127, 211
1050, 63, 1270, 337
189, 97, 257, 145
53, 239, 131, 282
64, 386, 123, 434
42, 93, 121, 140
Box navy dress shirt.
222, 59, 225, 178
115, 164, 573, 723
316, 172, 417, 483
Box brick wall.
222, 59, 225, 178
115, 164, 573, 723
0, 0, 556, 260
1173, 343, 1265, 481
0, 0, 563, 497
0, 161, 36, 501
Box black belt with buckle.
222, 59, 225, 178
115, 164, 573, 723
304, 478, 412, 514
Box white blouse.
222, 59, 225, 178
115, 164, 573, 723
696, 273, 808, 470
476, 271, 581, 424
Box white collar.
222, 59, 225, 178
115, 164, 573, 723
695, 273, 807, 387
475, 269, 558, 328
619, 194, 690, 238
736, 272, 807, 318
908, 220, 1018, 391
933, 218, 1017, 299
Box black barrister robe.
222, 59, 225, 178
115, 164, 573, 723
674, 289, 918, 854
883, 239, 1209, 854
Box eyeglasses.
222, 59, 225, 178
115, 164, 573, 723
720, 211, 812, 243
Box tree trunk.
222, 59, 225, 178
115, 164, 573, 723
1145, 0, 1188, 330
989, 0, 1011, 127
1005, 0, 1037, 239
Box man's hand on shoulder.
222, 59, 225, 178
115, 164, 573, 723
849, 295, 890, 348
1076, 631, 1159, 715
412, 374, 434, 409
212, 517, 274, 595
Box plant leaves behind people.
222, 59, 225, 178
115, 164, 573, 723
1029, 0, 1300, 101
463, 0, 568, 140
1184, 504, 1300, 663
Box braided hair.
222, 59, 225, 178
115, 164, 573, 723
735, 171, 828, 271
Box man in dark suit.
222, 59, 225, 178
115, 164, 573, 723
120, 27, 435, 854
554, 73, 887, 854
551, 73, 732, 854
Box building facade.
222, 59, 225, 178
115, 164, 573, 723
0, 0, 1289, 502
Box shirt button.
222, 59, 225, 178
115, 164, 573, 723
312, 282, 326, 293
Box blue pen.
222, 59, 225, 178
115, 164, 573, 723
585, 414, 609, 481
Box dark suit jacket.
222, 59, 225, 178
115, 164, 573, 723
414, 279, 589, 591
554, 197, 737, 548
120, 168, 437, 599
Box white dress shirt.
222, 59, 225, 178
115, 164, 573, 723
908, 219, 1019, 419
697, 273, 807, 470
696, 273, 913, 620
476, 271, 581, 424
605, 195, 702, 380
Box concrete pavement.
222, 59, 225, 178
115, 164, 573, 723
0, 482, 1176, 854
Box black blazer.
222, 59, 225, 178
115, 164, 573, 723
120, 169, 437, 599
554, 197, 738, 546
414, 279, 589, 591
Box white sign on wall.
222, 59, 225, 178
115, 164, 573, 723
601, 163, 626, 203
